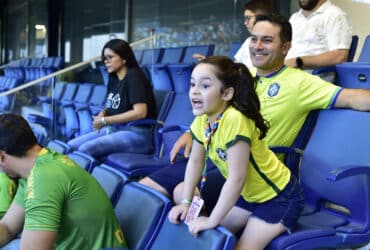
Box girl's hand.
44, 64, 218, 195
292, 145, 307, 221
187, 216, 218, 237
168, 204, 189, 224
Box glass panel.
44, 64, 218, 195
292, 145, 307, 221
63, 0, 126, 64
3, 56, 103, 145
6, 0, 47, 60
132, 0, 245, 55
29, 0, 48, 58
6, 1, 29, 60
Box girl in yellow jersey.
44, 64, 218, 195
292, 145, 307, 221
168, 56, 305, 250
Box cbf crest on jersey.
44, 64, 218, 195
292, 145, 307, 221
268, 83, 280, 97
216, 148, 227, 161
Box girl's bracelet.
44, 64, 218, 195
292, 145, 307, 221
180, 198, 192, 205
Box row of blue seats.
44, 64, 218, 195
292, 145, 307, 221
135, 45, 215, 93
43, 141, 236, 250
0, 76, 22, 113
46, 108, 370, 249
3, 56, 64, 82
134, 44, 215, 65
333, 35, 370, 89
2, 56, 65, 98
28, 81, 107, 143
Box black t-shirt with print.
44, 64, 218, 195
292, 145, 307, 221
105, 67, 156, 119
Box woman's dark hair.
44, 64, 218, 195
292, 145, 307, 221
101, 39, 139, 68
200, 56, 269, 139
0, 114, 38, 157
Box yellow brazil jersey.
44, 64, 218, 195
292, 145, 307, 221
256, 66, 342, 149
191, 106, 290, 203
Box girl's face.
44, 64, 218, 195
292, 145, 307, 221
189, 63, 232, 122
103, 48, 126, 74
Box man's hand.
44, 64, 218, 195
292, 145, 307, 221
170, 132, 193, 163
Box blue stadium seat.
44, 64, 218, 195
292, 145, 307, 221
167, 44, 214, 93
311, 35, 359, 80
114, 182, 172, 250
34, 81, 66, 119
336, 62, 370, 89
134, 49, 143, 64
76, 84, 107, 136
228, 41, 243, 59
267, 109, 370, 249
60, 83, 95, 140
105, 92, 193, 178
0, 78, 22, 113
150, 220, 236, 250
147, 47, 186, 91
357, 35, 370, 63
28, 82, 79, 137
47, 139, 72, 154
67, 150, 98, 172
181, 44, 215, 64
270, 110, 319, 177
140, 48, 164, 65
91, 164, 127, 205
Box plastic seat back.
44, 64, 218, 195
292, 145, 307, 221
141, 48, 164, 65
151, 220, 236, 250
67, 150, 97, 172
181, 44, 215, 64
358, 35, 370, 62
228, 41, 243, 59
47, 139, 72, 154
91, 164, 125, 205
114, 182, 172, 250
268, 109, 370, 249
160, 47, 185, 64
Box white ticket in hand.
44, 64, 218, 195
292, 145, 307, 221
184, 196, 204, 225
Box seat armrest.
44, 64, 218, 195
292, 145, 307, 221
269, 146, 304, 156
126, 118, 164, 127
312, 66, 337, 75
327, 165, 370, 181
159, 125, 189, 134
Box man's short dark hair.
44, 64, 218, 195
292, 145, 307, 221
244, 0, 273, 15
0, 114, 38, 157
254, 14, 292, 44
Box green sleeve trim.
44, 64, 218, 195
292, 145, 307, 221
24, 224, 59, 231
190, 130, 203, 144
328, 87, 343, 109
250, 154, 281, 194
226, 135, 251, 149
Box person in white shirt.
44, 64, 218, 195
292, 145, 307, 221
233, 0, 273, 73
285, 0, 352, 71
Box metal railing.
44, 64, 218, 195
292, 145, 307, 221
0, 34, 157, 97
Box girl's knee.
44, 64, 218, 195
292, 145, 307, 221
139, 177, 170, 198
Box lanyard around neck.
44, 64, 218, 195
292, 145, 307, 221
199, 112, 223, 190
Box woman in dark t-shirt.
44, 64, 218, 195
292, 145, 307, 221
68, 39, 156, 159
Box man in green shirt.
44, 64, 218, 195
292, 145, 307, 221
0, 172, 17, 219
0, 114, 127, 250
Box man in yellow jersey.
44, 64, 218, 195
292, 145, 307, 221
140, 14, 370, 209
0, 114, 127, 250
